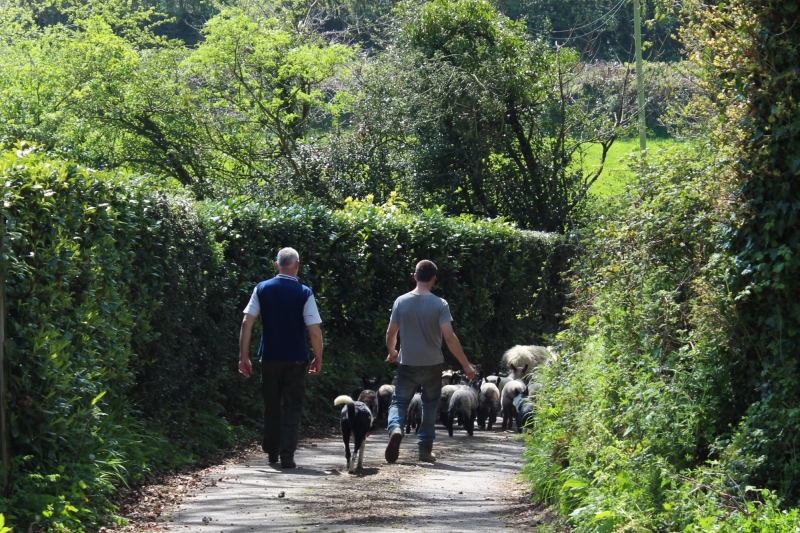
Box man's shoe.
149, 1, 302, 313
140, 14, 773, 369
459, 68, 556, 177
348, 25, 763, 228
385, 428, 403, 463
280, 459, 296, 469
418, 450, 437, 463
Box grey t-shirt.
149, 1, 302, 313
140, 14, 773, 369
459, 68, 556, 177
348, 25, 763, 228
390, 292, 453, 366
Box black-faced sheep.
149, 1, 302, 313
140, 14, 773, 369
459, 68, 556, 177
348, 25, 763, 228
513, 393, 534, 433
447, 378, 481, 437
377, 384, 394, 424
486, 372, 511, 396
357, 389, 379, 430
439, 384, 458, 425
500, 366, 528, 431
442, 370, 464, 385
477, 381, 501, 430
405, 392, 422, 434
351, 375, 380, 402
334, 395, 373, 473
500, 345, 557, 378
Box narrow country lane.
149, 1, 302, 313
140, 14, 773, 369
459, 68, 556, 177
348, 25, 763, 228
137, 424, 552, 533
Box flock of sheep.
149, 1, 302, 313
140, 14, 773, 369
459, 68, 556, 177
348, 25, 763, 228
375, 345, 554, 433
335, 345, 557, 472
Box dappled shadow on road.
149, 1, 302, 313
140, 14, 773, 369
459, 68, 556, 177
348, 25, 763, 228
123, 420, 567, 533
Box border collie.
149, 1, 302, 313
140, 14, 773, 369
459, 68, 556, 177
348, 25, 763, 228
334, 395, 373, 473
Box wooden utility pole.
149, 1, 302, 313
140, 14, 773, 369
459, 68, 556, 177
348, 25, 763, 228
633, 0, 646, 150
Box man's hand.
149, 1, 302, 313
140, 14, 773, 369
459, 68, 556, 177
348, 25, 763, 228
239, 357, 253, 379
462, 362, 477, 381
386, 349, 399, 363
308, 357, 322, 376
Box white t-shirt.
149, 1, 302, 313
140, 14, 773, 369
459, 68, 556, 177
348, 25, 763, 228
243, 275, 322, 326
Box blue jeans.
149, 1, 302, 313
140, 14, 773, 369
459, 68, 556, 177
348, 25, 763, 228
387, 363, 443, 450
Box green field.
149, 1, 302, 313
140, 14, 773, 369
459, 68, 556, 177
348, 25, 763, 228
583, 137, 684, 198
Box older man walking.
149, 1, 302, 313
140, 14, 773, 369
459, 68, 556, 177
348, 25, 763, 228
384, 259, 476, 463
238, 247, 323, 469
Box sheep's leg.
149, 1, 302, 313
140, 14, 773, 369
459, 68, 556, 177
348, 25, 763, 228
467, 409, 476, 436
487, 406, 495, 431
447, 411, 455, 437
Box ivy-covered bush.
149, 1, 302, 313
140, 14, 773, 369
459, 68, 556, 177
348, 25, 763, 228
523, 140, 800, 531
0, 148, 565, 531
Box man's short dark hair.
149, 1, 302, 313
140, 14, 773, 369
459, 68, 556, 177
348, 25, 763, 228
415, 260, 437, 282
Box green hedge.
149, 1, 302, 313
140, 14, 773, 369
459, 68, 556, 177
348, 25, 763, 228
523, 142, 800, 531
0, 148, 566, 531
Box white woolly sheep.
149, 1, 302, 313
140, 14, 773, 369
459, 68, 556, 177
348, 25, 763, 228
500, 345, 557, 379
377, 384, 394, 424
477, 381, 501, 430
500, 366, 528, 431
447, 379, 481, 436
438, 384, 459, 424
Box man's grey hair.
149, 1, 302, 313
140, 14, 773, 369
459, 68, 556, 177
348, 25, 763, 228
276, 247, 300, 268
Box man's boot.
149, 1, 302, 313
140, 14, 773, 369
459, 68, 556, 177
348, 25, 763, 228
418, 443, 436, 463
385, 428, 403, 463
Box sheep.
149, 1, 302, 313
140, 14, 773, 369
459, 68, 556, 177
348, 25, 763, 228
351, 375, 380, 401
486, 371, 511, 396
357, 389, 379, 430
500, 345, 557, 378
501, 365, 528, 431
438, 384, 459, 424
513, 393, 534, 434
447, 378, 482, 437
405, 392, 422, 434
477, 381, 501, 430
377, 384, 394, 425
334, 395, 373, 473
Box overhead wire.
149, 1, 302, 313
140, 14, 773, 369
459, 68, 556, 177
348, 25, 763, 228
530, 0, 626, 35
555, 0, 628, 42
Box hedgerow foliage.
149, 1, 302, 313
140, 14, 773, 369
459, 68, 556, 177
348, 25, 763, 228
701, 0, 800, 499
522, 1, 800, 528
523, 141, 799, 531
0, 146, 564, 531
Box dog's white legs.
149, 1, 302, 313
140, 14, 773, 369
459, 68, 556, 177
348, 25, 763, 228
357, 439, 366, 469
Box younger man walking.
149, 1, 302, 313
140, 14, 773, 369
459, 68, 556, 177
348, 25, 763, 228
384, 260, 476, 463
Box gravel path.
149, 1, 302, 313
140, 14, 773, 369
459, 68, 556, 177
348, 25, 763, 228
136, 421, 555, 533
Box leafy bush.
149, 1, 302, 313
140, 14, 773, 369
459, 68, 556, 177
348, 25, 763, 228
520, 141, 800, 530
695, 0, 800, 501
1, 147, 565, 531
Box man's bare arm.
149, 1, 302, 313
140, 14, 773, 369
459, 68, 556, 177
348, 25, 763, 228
386, 321, 400, 363
440, 321, 476, 380
239, 314, 257, 379
307, 323, 323, 375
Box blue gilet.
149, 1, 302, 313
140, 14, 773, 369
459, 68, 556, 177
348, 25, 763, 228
256, 277, 313, 362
